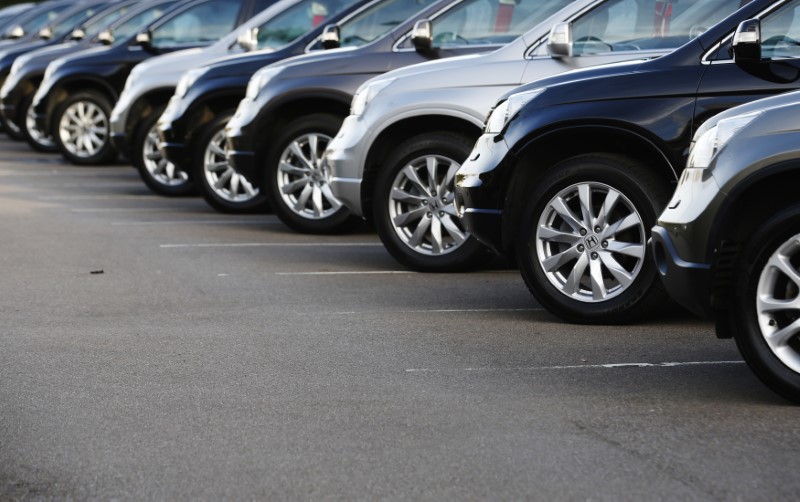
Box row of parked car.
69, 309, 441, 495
1, 0, 799, 402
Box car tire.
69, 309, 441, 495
515, 153, 670, 324
265, 113, 360, 233
0, 105, 24, 140
21, 94, 57, 153
133, 105, 194, 196
373, 131, 490, 272
730, 208, 800, 404
194, 112, 270, 213
53, 91, 117, 165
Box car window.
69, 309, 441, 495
255, 0, 281, 12
571, 0, 746, 56
397, 0, 573, 49
337, 0, 437, 47
256, 0, 360, 50
111, 3, 179, 44
50, 7, 102, 39
83, 6, 133, 39
151, 0, 242, 48
17, 5, 70, 35
760, 0, 800, 59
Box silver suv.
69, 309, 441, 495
325, 0, 742, 271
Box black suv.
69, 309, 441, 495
0, 0, 129, 144
31, 0, 272, 165
455, 0, 800, 324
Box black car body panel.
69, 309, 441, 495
456, 0, 800, 255
30, 0, 265, 137
225, 0, 503, 183
158, 0, 375, 169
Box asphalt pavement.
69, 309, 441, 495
0, 136, 797, 500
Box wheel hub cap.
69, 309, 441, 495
388, 154, 469, 256
58, 101, 108, 158
276, 132, 342, 220
143, 124, 187, 187
26, 102, 54, 148
535, 181, 646, 303
204, 128, 258, 202
757, 235, 800, 373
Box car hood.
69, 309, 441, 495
202, 50, 287, 79
695, 89, 800, 139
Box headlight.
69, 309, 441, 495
485, 88, 545, 134
688, 111, 762, 168
175, 68, 206, 98
245, 66, 281, 101
350, 78, 395, 117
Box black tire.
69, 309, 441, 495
0, 106, 24, 140
133, 105, 195, 196
515, 153, 670, 324
264, 113, 360, 233
194, 112, 270, 213
730, 208, 800, 404
373, 131, 491, 272
53, 91, 117, 165
21, 94, 57, 153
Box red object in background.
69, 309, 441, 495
494, 1, 515, 33
654, 1, 673, 37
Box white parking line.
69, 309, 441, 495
71, 208, 180, 213
329, 308, 540, 314
405, 360, 745, 373
114, 220, 277, 226
161, 242, 382, 248
39, 195, 161, 200
277, 270, 413, 276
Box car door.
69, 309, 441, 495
521, 0, 746, 83
694, 0, 800, 132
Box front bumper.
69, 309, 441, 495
326, 115, 371, 217
650, 225, 712, 318
455, 133, 514, 254
225, 97, 262, 184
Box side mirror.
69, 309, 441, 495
38, 26, 53, 40
6, 25, 24, 39
70, 28, 86, 41
136, 30, 153, 50
411, 19, 433, 52
321, 24, 340, 50
547, 22, 573, 58
237, 27, 258, 51
732, 18, 761, 63
98, 29, 114, 45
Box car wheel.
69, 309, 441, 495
0, 105, 23, 140
730, 208, 800, 403
515, 154, 670, 324
54, 91, 116, 165
21, 95, 56, 153
194, 113, 270, 213
266, 113, 359, 233
373, 132, 490, 272
133, 106, 194, 196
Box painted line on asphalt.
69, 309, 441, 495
39, 195, 162, 201
329, 308, 541, 314
277, 270, 414, 276
161, 242, 382, 248
405, 360, 745, 373
71, 208, 184, 213
114, 220, 278, 226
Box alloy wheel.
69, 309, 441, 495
387, 154, 467, 256
143, 123, 187, 187
535, 181, 646, 302
276, 132, 341, 220
58, 100, 108, 158
26, 100, 54, 149
756, 234, 800, 373
204, 128, 259, 203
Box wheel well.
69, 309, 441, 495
46, 80, 116, 130
184, 94, 243, 150
267, 98, 350, 138
501, 126, 679, 252
709, 167, 800, 313
125, 89, 176, 140
361, 115, 482, 223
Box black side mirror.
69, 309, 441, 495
411, 19, 433, 52
733, 18, 761, 63
321, 24, 340, 50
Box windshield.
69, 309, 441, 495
110, 2, 179, 44
51, 6, 103, 40
18, 5, 70, 36
255, 0, 361, 50
82, 4, 135, 39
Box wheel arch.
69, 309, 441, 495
124, 87, 176, 141
361, 115, 483, 224
501, 124, 679, 252
47, 77, 118, 132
